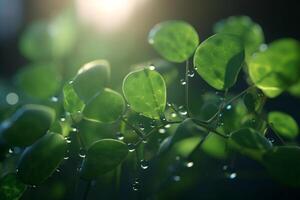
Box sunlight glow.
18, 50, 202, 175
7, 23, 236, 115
76, 0, 140, 31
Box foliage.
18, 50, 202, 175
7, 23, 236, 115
0, 13, 300, 200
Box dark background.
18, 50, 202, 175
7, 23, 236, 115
1, 0, 300, 199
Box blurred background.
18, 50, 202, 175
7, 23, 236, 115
1, 0, 300, 199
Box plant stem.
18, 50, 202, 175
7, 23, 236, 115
82, 180, 91, 200
121, 117, 145, 139
185, 60, 191, 117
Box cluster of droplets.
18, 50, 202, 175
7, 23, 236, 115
132, 178, 140, 191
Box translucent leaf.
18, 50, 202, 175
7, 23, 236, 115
263, 146, 300, 187
15, 63, 61, 99
194, 34, 245, 90
72, 60, 110, 102
122, 68, 166, 119
17, 133, 67, 185
229, 128, 272, 160
0, 104, 55, 147
80, 139, 128, 180
148, 21, 199, 63
268, 111, 299, 139
214, 16, 264, 59
0, 173, 26, 200
248, 38, 300, 97
63, 81, 85, 115
19, 10, 77, 61
83, 88, 125, 123
173, 136, 201, 158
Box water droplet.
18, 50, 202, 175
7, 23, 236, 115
194, 67, 198, 70
173, 175, 181, 182
8, 148, 14, 154
142, 138, 148, 144
138, 123, 145, 131
140, 160, 149, 169
164, 124, 171, 129
60, 117, 66, 122
69, 80, 74, 84
268, 137, 275, 143
64, 156, 69, 160
116, 132, 124, 140
171, 113, 177, 118
226, 105, 232, 110
128, 143, 135, 152
132, 178, 140, 191
167, 102, 172, 107
180, 79, 186, 85
56, 168, 61, 173
149, 65, 156, 70
185, 161, 194, 168
6, 92, 19, 105
51, 96, 58, 102
259, 44, 268, 52
187, 70, 195, 77
65, 137, 72, 144
228, 172, 237, 179
158, 128, 166, 134
71, 128, 78, 133
78, 148, 86, 158
175, 156, 181, 161
179, 110, 187, 116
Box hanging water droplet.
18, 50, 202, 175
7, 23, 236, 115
139, 123, 145, 131
167, 102, 172, 107
187, 70, 195, 77
185, 161, 194, 168
142, 138, 148, 144
78, 148, 86, 158
64, 136, 71, 144
226, 104, 232, 110
56, 168, 61, 173
64, 156, 69, 160
149, 65, 156, 70
60, 117, 66, 122
268, 137, 275, 143
132, 179, 140, 191
228, 172, 237, 179
173, 175, 181, 182
179, 110, 187, 116
116, 132, 124, 141
180, 79, 186, 85
72, 127, 78, 133
69, 80, 74, 84
140, 160, 149, 170
194, 67, 198, 70
128, 143, 136, 152
126, 104, 131, 108
8, 148, 14, 154
158, 128, 166, 134
164, 124, 171, 129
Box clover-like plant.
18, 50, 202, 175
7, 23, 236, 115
0, 15, 300, 200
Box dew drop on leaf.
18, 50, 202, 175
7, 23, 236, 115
158, 128, 166, 134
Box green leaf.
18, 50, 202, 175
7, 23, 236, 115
0, 104, 55, 147
173, 136, 202, 158
263, 146, 300, 187
214, 16, 264, 59
63, 81, 85, 115
19, 10, 76, 61
0, 173, 26, 200
148, 21, 199, 63
17, 133, 67, 185
243, 89, 264, 113
80, 139, 128, 180
201, 133, 228, 159
83, 88, 125, 123
268, 111, 299, 139
72, 60, 110, 102
194, 34, 245, 90
15, 63, 61, 99
229, 128, 272, 160
248, 38, 300, 98
288, 81, 300, 97
122, 68, 166, 119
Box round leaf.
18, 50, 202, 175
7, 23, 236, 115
194, 34, 245, 90
17, 133, 67, 185
0, 173, 26, 200
83, 88, 125, 123
229, 128, 272, 160
80, 139, 128, 180
214, 16, 264, 59
148, 21, 199, 63
263, 146, 300, 187
15, 63, 61, 99
122, 68, 166, 119
72, 60, 110, 102
268, 111, 299, 139
248, 38, 300, 97
0, 104, 55, 147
